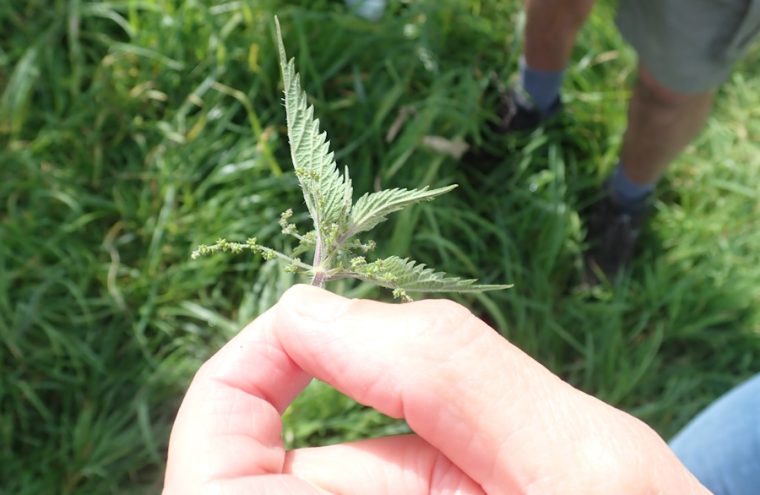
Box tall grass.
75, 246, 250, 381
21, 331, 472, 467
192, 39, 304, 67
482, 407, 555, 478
1, 1, 759, 493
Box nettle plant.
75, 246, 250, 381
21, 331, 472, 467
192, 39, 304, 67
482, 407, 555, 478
193, 19, 509, 301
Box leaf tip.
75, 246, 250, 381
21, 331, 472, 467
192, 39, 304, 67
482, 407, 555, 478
274, 16, 287, 73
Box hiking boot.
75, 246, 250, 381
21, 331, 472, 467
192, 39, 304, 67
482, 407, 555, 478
493, 86, 563, 134
583, 189, 651, 284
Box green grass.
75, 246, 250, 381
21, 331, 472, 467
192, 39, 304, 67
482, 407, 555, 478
2, 0, 759, 493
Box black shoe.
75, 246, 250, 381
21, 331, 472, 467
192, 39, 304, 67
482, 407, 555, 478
493, 86, 563, 134
583, 189, 651, 284
465, 79, 563, 173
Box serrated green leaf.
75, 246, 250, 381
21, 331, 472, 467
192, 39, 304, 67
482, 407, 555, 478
347, 185, 457, 238
194, 19, 511, 297
349, 255, 511, 293
275, 18, 351, 234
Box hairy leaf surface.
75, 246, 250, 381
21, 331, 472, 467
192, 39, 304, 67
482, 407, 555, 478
352, 256, 511, 293
347, 185, 457, 238
275, 19, 351, 233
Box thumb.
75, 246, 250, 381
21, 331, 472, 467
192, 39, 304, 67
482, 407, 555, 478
274, 285, 709, 495
273, 285, 563, 493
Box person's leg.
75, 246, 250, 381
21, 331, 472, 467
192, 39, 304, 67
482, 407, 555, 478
584, 67, 715, 281
520, 0, 595, 112
670, 373, 760, 495
498, 0, 594, 131
523, 0, 595, 72
617, 64, 714, 188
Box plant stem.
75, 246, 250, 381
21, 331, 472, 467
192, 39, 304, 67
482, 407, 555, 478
312, 271, 326, 288
311, 232, 326, 288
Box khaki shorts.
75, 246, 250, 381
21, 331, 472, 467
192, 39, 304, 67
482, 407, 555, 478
616, 0, 760, 92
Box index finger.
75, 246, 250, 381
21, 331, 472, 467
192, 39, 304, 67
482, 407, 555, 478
163, 307, 312, 491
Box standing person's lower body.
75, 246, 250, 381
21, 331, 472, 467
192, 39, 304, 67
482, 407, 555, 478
500, 0, 760, 280
506, 1, 760, 491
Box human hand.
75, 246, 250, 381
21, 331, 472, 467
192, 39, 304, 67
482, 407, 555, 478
163, 285, 708, 494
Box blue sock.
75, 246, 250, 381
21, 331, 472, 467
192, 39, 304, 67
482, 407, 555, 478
609, 162, 655, 209
519, 57, 565, 116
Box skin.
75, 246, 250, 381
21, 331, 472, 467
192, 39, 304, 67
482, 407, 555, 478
523, 0, 595, 72
620, 67, 715, 185
524, 0, 714, 185
164, 285, 709, 494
